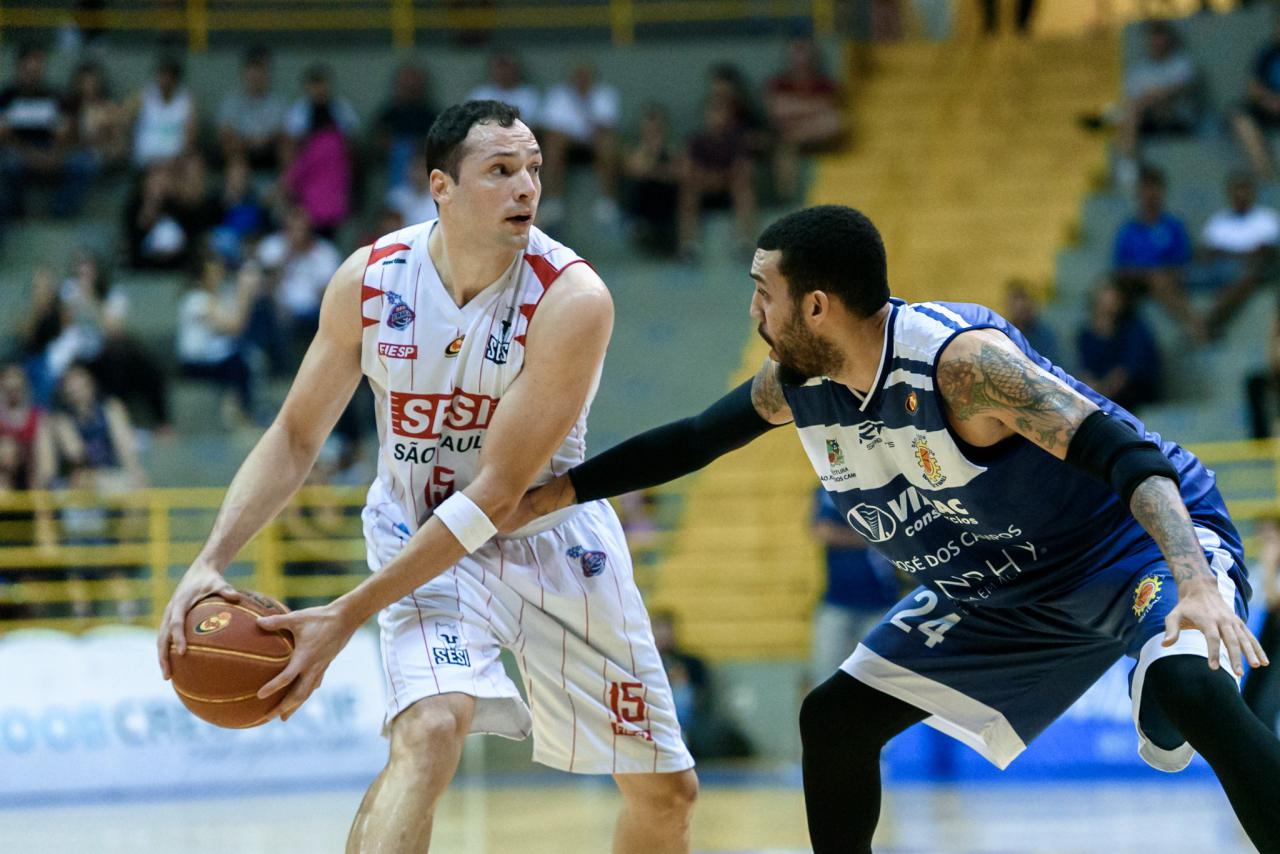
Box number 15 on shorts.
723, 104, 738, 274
889, 590, 961, 648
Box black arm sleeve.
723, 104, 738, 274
568, 380, 780, 502
1065, 410, 1180, 505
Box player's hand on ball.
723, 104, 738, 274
256, 603, 358, 722
1163, 576, 1269, 676
157, 563, 243, 680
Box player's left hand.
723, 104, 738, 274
1163, 576, 1269, 677
256, 604, 359, 722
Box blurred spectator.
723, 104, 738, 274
18, 268, 64, 373
1245, 307, 1280, 440
539, 62, 620, 228
217, 45, 286, 170
1075, 280, 1161, 413
386, 147, 437, 227
281, 98, 353, 237
127, 56, 196, 171
809, 488, 900, 686
678, 97, 757, 262
210, 156, 270, 265
1111, 22, 1199, 190
177, 257, 261, 422
63, 60, 126, 169
1112, 165, 1199, 340
64, 251, 172, 431
650, 610, 753, 760
51, 363, 144, 491
622, 105, 681, 255
1232, 18, 1280, 182
283, 65, 360, 158
765, 37, 845, 203
0, 364, 56, 491
257, 207, 342, 361
1244, 515, 1280, 735
978, 0, 1036, 36
280, 436, 362, 610
359, 206, 406, 248
707, 64, 770, 155
377, 63, 438, 190
467, 52, 541, 129
1195, 172, 1280, 339
0, 43, 98, 218
124, 151, 218, 270
1004, 278, 1059, 363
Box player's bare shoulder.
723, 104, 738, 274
750, 358, 794, 425
522, 261, 614, 355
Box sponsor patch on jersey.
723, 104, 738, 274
485, 334, 510, 365
1132, 574, 1163, 619
905, 391, 919, 413
912, 435, 946, 487
194, 611, 233, 635
566, 545, 608, 577
378, 342, 418, 360
826, 439, 844, 467
389, 389, 498, 440
385, 291, 415, 330
848, 503, 896, 542
444, 335, 465, 357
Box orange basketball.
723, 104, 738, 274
169, 590, 293, 728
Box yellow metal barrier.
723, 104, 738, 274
0, 0, 834, 49
0, 437, 1276, 636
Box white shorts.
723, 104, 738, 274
365, 498, 695, 775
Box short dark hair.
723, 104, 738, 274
17, 42, 45, 64
244, 45, 271, 67
756, 205, 889, 318
426, 100, 522, 182
156, 55, 183, 80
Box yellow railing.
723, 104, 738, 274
0, 0, 838, 49
0, 437, 1277, 635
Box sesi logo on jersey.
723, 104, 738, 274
390, 389, 499, 440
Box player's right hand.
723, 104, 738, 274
157, 564, 243, 680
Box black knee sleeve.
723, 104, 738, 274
800, 671, 927, 751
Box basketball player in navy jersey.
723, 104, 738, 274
514, 205, 1280, 852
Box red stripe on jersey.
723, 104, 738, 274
367, 242, 412, 266
362, 316, 380, 328
514, 257, 592, 348
361, 285, 384, 303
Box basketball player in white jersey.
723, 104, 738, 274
156, 101, 697, 852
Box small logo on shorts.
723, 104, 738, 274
566, 545, 608, 577
1133, 574, 1164, 619
194, 611, 232, 635
905, 391, 919, 414
431, 620, 471, 667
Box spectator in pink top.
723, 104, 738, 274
282, 103, 351, 238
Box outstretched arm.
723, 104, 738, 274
937, 329, 1267, 675
513, 357, 793, 525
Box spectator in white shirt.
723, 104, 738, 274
386, 147, 437, 226
177, 256, 260, 422
217, 45, 286, 169
1113, 22, 1199, 189
1199, 172, 1280, 339
539, 61, 620, 227
127, 56, 196, 170
467, 52, 541, 129
256, 206, 343, 362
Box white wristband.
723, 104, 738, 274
433, 492, 497, 553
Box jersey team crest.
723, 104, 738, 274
827, 439, 844, 466
385, 291, 415, 330
912, 435, 946, 486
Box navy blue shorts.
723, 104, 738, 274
844, 522, 1248, 772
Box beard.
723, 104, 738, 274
758, 316, 843, 383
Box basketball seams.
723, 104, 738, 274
176, 644, 292, 664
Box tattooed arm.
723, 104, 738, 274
937, 329, 1267, 674
935, 328, 1095, 457
750, 358, 796, 425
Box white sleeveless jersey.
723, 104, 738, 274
359, 221, 595, 533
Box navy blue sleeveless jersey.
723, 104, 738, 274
782, 299, 1246, 608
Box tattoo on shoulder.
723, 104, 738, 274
936, 340, 1089, 451
751, 361, 789, 421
